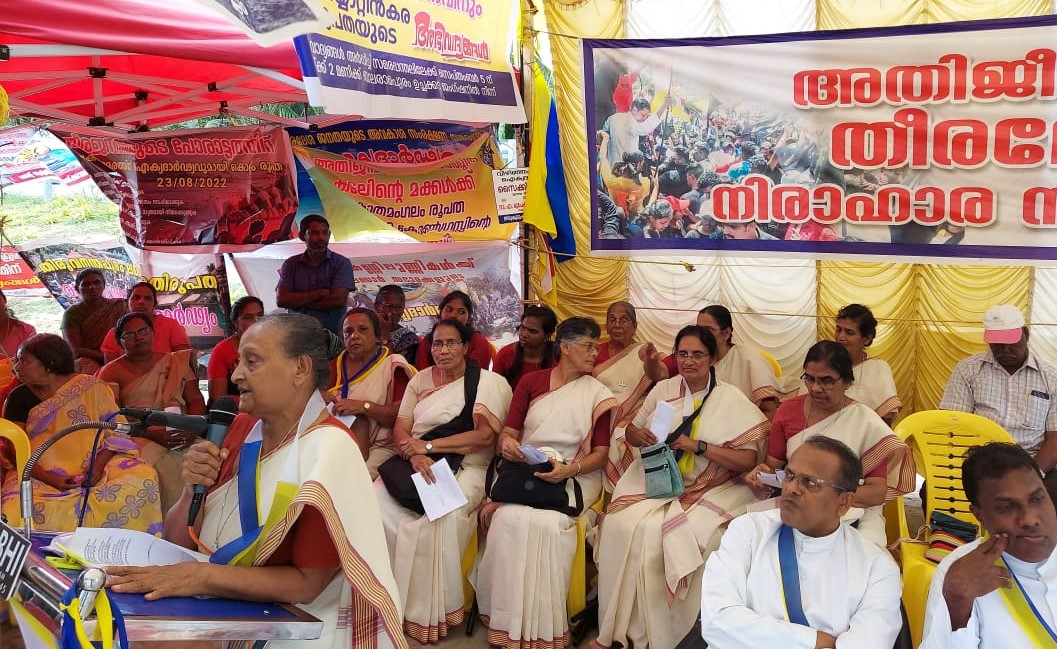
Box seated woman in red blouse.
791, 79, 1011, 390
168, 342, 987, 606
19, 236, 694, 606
492, 304, 557, 390
745, 341, 913, 547
415, 290, 495, 370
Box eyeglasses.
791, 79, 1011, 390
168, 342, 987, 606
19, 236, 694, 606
431, 339, 464, 350
120, 326, 152, 341
801, 373, 841, 389
607, 317, 633, 326
780, 468, 857, 494
676, 351, 709, 361
568, 341, 599, 353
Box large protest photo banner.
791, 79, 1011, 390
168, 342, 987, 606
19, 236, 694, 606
232, 240, 520, 347
51, 125, 298, 249
17, 241, 140, 309
295, 0, 525, 123
587, 15, 1057, 261
129, 248, 232, 353
292, 132, 516, 241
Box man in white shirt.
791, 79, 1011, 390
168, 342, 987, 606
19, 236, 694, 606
920, 442, 1057, 648
700, 436, 903, 649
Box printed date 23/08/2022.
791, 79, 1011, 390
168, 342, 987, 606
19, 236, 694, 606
155, 176, 228, 189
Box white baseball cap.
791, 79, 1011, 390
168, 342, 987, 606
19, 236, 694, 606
982, 304, 1025, 344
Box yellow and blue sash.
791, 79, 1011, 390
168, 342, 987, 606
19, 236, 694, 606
59, 580, 127, 649
998, 557, 1057, 648
333, 348, 387, 399
778, 524, 810, 626
209, 436, 298, 567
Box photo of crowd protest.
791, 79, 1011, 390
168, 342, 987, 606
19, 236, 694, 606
591, 49, 960, 247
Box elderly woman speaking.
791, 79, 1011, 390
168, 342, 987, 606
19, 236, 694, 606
106, 314, 406, 649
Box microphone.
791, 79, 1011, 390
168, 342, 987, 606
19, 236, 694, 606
187, 397, 239, 527
117, 407, 209, 436
77, 567, 106, 621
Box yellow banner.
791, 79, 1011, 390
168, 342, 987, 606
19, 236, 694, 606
293, 134, 515, 241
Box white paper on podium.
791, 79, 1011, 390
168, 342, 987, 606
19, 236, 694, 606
47, 527, 207, 567
411, 458, 468, 522
650, 400, 677, 441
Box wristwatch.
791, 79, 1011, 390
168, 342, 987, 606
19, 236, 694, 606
696, 440, 708, 456
425, 441, 434, 454
362, 401, 371, 413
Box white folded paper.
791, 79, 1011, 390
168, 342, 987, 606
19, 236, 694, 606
411, 458, 469, 522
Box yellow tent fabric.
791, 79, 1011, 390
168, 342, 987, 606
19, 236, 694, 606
816, 263, 1033, 416
542, 0, 628, 323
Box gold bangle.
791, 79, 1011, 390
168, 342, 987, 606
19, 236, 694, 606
575, 461, 582, 476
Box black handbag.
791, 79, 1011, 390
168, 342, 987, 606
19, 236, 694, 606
377, 362, 481, 514
486, 457, 584, 517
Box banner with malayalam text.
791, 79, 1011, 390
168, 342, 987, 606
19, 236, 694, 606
51, 125, 297, 250
17, 241, 140, 309
295, 0, 525, 123
293, 133, 515, 241
232, 240, 519, 347
586, 15, 1057, 261
128, 248, 232, 353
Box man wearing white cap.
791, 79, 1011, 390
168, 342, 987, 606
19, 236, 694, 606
940, 304, 1057, 479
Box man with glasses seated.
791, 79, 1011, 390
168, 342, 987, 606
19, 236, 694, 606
98, 312, 206, 513
920, 442, 1057, 648
701, 436, 903, 649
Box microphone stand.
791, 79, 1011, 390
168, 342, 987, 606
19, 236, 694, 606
19, 419, 136, 539
14, 419, 138, 632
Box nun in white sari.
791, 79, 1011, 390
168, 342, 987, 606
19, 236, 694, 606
475, 317, 619, 649
834, 304, 901, 423
748, 341, 915, 548
593, 302, 652, 490
105, 314, 406, 649
376, 319, 511, 644
594, 325, 769, 649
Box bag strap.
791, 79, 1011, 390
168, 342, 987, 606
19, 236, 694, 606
778, 524, 810, 627
422, 361, 481, 442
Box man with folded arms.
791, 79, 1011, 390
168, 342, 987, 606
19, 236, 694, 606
920, 442, 1057, 648
700, 436, 902, 649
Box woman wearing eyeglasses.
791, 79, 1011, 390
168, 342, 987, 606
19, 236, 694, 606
475, 316, 618, 649
593, 301, 653, 490
376, 318, 511, 643
745, 340, 914, 547
594, 325, 769, 649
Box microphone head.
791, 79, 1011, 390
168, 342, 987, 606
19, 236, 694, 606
208, 396, 239, 426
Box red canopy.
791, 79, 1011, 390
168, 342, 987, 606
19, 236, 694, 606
0, 0, 316, 131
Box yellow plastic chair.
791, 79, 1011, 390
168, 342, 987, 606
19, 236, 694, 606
0, 418, 30, 529
757, 349, 782, 378
890, 410, 1013, 647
